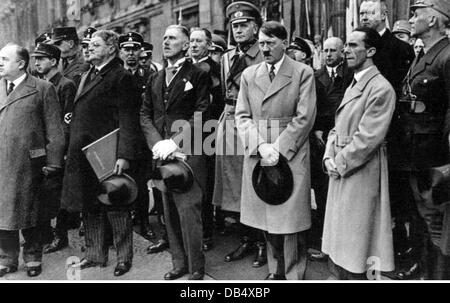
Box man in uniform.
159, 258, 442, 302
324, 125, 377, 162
119, 32, 156, 241
50, 27, 90, 87
32, 43, 77, 254
392, 0, 450, 280
139, 42, 162, 73
359, 0, 416, 270
286, 36, 313, 65
392, 20, 412, 44
81, 27, 97, 62
213, 0, 267, 268
44, 27, 91, 253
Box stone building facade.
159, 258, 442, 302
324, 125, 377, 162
0, 0, 414, 64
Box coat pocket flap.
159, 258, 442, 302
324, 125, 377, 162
29, 148, 46, 159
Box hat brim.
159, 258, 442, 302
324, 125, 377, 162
97, 173, 138, 206
120, 42, 141, 48
231, 17, 255, 24
31, 52, 51, 57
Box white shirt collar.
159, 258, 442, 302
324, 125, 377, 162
378, 27, 387, 37
8, 73, 27, 91
265, 55, 285, 76
192, 56, 209, 64
167, 57, 186, 68
354, 65, 376, 83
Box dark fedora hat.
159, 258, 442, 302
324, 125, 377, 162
252, 154, 293, 205
151, 158, 194, 194
97, 173, 138, 206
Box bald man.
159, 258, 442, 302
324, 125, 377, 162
309, 37, 353, 262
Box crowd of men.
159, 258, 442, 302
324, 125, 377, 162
0, 0, 449, 280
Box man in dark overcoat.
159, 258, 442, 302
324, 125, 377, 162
140, 25, 211, 280
0, 43, 65, 278
62, 30, 141, 277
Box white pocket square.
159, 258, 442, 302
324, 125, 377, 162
184, 81, 193, 91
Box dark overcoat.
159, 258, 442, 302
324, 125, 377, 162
61, 57, 141, 213
0, 75, 65, 230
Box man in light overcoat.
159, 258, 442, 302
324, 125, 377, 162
322, 27, 396, 279
236, 21, 317, 280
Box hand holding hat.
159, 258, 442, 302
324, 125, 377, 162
153, 139, 179, 160
258, 143, 279, 167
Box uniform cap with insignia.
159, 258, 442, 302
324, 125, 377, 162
35, 32, 51, 46
119, 32, 144, 49
49, 27, 79, 44
287, 36, 312, 59
392, 20, 411, 35
139, 42, 153, 59
411, 0, 450, 20
82, 27, 97, 46
209, 34, 227, 52
226, 1, 261, 25
31, 43, 61, 61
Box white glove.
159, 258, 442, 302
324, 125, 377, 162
258, 143, 279, 166
152, 139, 179, 160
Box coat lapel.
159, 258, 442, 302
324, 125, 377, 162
0, 74, 38, 113
263, 56, 293, 102
165, 62, 191, 110
337, 66, 379, 112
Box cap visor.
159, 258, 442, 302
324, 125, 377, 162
231, 18, 253, 24
31, 52, 48, 57
120, 42, 141, 48
48, 38, 63, 45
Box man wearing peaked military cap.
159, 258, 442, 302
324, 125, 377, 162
35, 32, 52, 46
388, 0, 450, 280
31, 42, 77, 255
139, 41, 162, 72
213, 1, 267, 269
119, 32, 156, 242
411, 0, 450, 20
49, 26, 90, 87
119, 31, 144, 48
226, 1, 262, 25
82, 27, 97, 61
44, 26, 89, 254
392, 20, 412, 43
286, 36, 312, 64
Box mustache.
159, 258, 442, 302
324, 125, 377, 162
263, 50, 271, 56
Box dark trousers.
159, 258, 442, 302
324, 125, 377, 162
131, 157, 151, 225
328, 259, 367, 280
264, 231, 307, 280
162, 181, 204, 274
84, 210, 133, 264
0, 224, 44, 268
202, 155, 215, 240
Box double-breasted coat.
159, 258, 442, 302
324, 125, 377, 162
0, 75, 65, 230
213, 42, 263, 212
322, 66, 396, 273
235, 56, 317, 234
61, 57, 141, 213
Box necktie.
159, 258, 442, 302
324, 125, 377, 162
165, 66, 178, 85
6, 82, 15, 96
269, 65, 276, 82
330, 69, 336, 83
